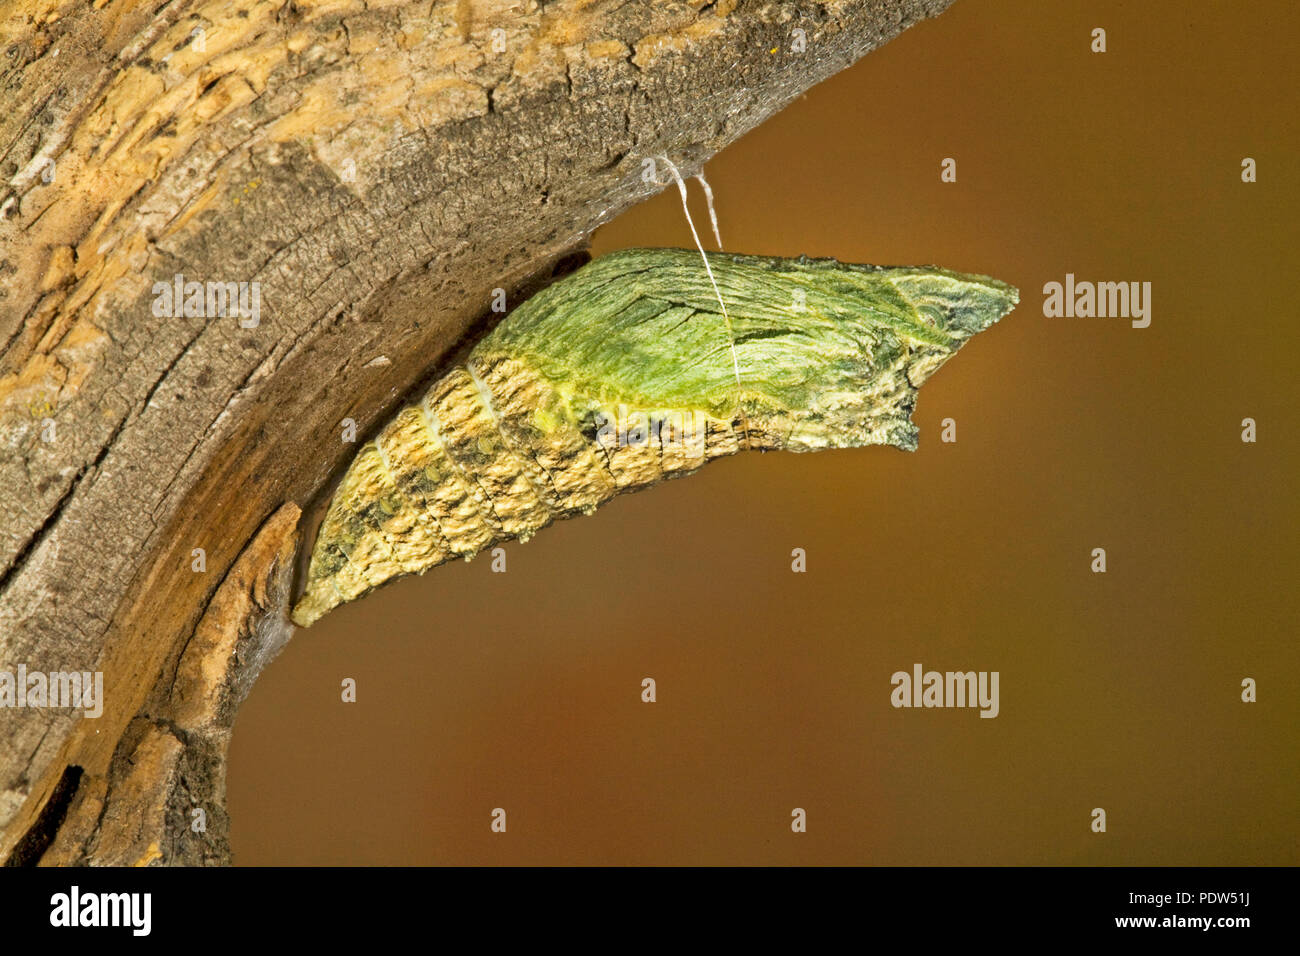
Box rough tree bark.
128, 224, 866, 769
0, 0, 954, 865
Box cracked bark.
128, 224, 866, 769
0, 0, 954, 865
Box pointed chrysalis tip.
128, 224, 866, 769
291, 589, 332, 628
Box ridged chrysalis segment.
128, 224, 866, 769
423, 368, 552, 538
292, 248, 1018, 627
466, 354, 617, 514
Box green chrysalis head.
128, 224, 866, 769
474, 248, 1019, 453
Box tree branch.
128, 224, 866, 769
0, 0, 954, 865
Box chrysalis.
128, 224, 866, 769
292, 248, 1018, 626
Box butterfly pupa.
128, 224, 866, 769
292, 248, 1018, 626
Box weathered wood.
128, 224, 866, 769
0, 0, 954, 864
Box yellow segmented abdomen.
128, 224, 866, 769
293, 356, 735, 626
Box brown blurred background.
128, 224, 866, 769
228, 0, 1299, 864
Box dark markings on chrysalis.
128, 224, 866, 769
291, 248, 1018, 626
